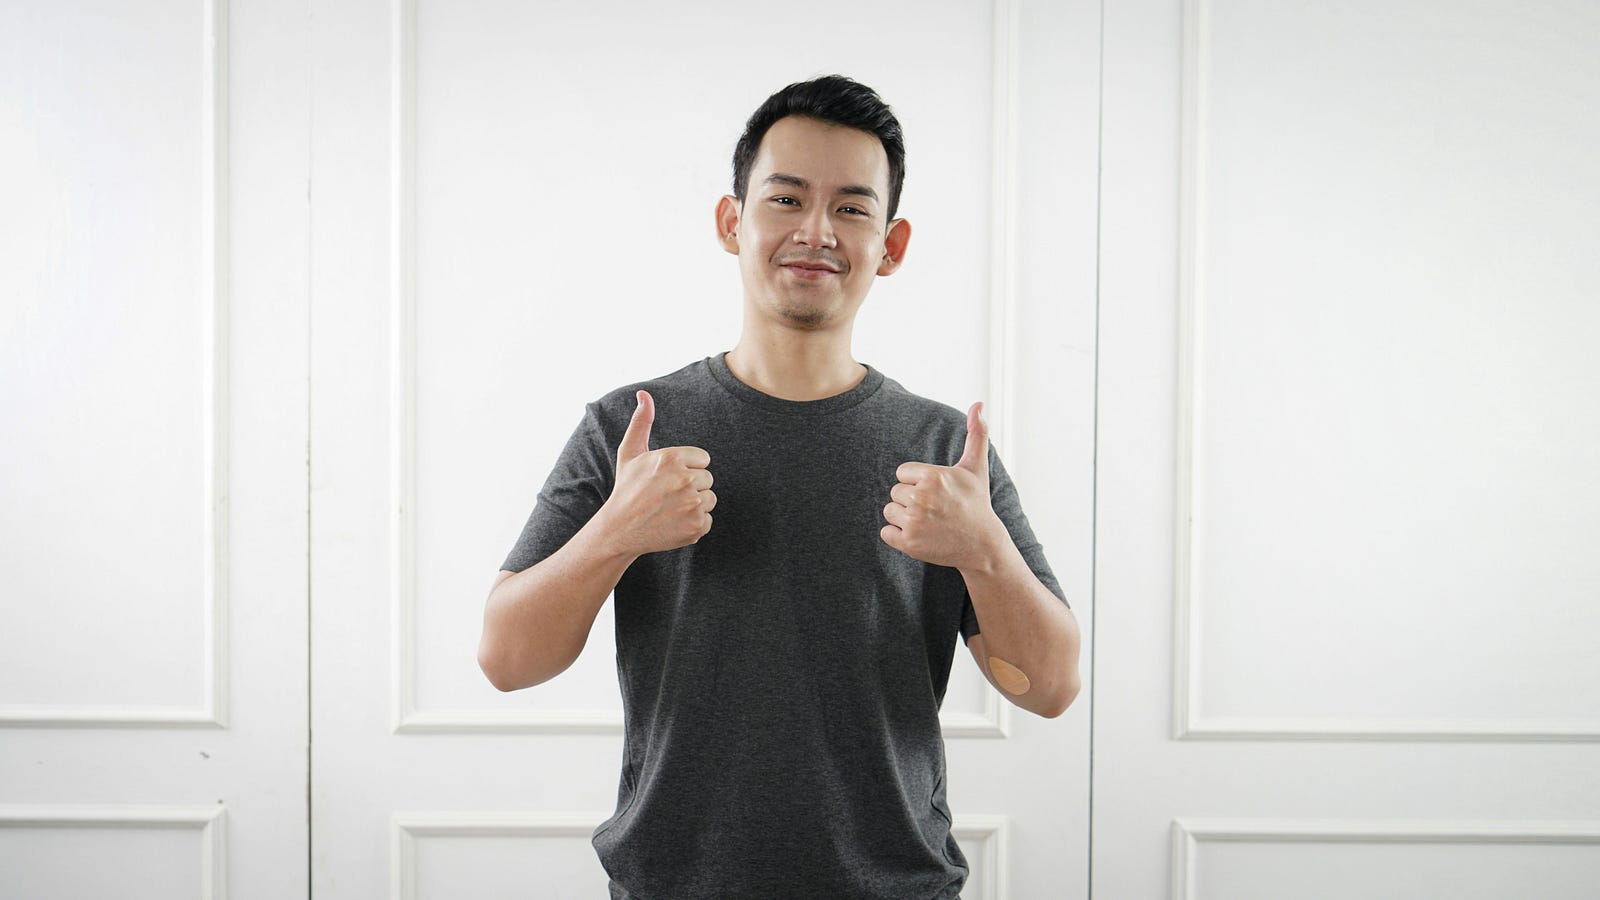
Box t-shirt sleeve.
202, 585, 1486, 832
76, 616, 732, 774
960, 443, 1069, 643
500, 401, 616, 573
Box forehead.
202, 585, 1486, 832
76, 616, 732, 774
751, 115, 889, 194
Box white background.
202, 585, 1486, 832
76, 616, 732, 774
3, 0, 1596, 898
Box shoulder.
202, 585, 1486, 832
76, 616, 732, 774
586, 356, 717, 428
874, 371, 968, 426
869, 371, 976, 464
582, 357, 720, 448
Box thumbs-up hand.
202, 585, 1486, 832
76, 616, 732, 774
880, 401, 1005, 569
600, 390, 716, 557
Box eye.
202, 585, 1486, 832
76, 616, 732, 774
771, 196, 799, 206
839, 206, 867, 216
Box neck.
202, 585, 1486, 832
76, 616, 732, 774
724, 331, 866, 402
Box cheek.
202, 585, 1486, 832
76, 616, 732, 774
851, 237, 885, 269
737, 230, 775, 265
748, 226, 786, 261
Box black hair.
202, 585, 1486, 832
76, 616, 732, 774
731, 74, 906, 221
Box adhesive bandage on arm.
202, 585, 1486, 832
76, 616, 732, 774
987, 656, 1032, 695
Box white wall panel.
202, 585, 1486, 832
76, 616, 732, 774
315, 1, 1093, 894
395, 814, 610, 900
2, 0, 309, 893
1174, 0, 1600, 739
1095, 0, 1600, 895
1177, 820, 1600, 900
0, 807, 224, 900
952, 815, 1008, 900
391, 812, 1012, 900
0, 0, 222, 723
397, 0, 1013, 734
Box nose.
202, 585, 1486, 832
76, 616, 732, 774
791, 203, 837, 249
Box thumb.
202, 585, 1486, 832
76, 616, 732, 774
617, 390, 654, 462
957, 401, 989, 478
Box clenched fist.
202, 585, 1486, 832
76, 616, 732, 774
599, 390, 716, 557
881, 401, 1006, 569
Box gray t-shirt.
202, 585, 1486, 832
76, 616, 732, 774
502, 351, 1068, 899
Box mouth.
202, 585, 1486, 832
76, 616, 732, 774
778, 259, 842, 280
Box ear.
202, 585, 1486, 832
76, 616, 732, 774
877, 217, 912, 276
715, 195, 742, 256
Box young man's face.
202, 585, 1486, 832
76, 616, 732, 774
717, 115, 910, 331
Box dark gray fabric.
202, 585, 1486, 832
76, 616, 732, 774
503, 352, 1067, 900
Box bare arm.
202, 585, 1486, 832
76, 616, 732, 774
959, 531, 1082, 718
478, 389, 713, 693
880, 400, 1080, 719
477, 507, 639, 692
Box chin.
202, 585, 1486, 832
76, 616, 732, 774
775, 306, 831, 329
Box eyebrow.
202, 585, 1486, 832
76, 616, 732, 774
762, 173, 879, 203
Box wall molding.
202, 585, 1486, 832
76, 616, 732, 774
0, 0, 229, 732
396, 708, 621, 735
0, 707, 226, 729
1169, 0, 1599, 744
1171, 818, 1600, 899
386, 0, 1025, 741
0, 805, 227, 899
391, 811, 1007, 900
954, 813, 1011, 900
392, 811, 606, 900
1178, 715, 1600, 743
388, 0, 421, 737
988, 0, 1021, 463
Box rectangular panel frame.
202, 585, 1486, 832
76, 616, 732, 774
1171, 818, 1600, 900
391, 811, 606, 900
391, 810, 1010, 900
0, 805, 227, 900
385, 0, 1027, 741
1169, 0, 1600, 743
0, 0, 231, 733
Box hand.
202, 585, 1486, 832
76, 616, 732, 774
880, 401, 1004, 569
599, 390, 716, 557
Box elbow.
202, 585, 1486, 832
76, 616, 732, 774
1041, 672, 1082, 719
478, 657, 512, 694
477, 595, 534, 693
477, 642, 522, 693
478, 636, 570, 693
1040, 616, 1084, 718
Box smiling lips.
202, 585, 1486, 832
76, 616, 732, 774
777, 256, 842, 279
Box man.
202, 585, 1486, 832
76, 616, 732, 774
478, 74, 1080, 899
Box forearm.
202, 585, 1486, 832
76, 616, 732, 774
958, 518, 1082, 717
478, 507, 638, 692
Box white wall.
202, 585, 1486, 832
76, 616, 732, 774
1, 0, 310, 897
4, 0, 1596, 897
306, 0, 1096, 896
1094, 0, 1600, 896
